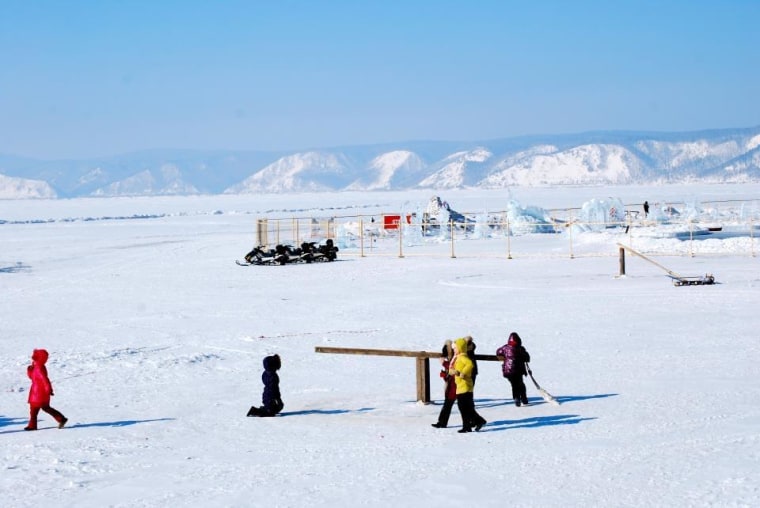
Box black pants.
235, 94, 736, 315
436, 398, 456, 426
247, 398, 284, 417
506, 374, 528, 404
456, 392, 486, 431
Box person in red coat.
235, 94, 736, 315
431, 340, 457, 428
25, 349, 67, 430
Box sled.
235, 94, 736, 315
617, 243, 716, 287
669, 274, 715, 287
526, 365, 560, 406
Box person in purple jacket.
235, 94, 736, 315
496, 332, 531, 406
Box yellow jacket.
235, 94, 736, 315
451, 338, 474, 394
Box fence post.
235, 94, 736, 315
619, 246, 626, 276
751, 218, 756, 257
568, 220, 574, 259
450, 219, 456, 258
256, 219, 268, 247
360, 218, 365, 257
398, 219, 404, 258
689, 221, 694, 257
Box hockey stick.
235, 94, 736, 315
526, 364, 560, 406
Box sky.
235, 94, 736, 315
1, 185, 759, 506
1, 0, 759, 160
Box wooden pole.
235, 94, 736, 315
416, 357, 430, 403
619, 246, 626, 276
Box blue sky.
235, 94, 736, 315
1, 0, 758, 159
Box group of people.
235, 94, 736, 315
431, 336, 486, 433
21, 333, 530, 433
432, 332, 531, 433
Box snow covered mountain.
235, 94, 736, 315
0, 173, 56, 199
2, 127, 759, 199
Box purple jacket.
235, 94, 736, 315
496, 343, 530, 377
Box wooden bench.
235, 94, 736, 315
315, 346, 500, 403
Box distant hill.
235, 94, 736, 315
1, 127, 759, 199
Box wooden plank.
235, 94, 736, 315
315, 346, 500, 361
315, 345, 502, 404
315, 346, 439, 359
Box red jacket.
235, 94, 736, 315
27, 349, 54, 407
440, 358, 457, 400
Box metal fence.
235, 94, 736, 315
250, 212, 759, 260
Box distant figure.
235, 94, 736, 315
643, 201, 650, 217
25, 349, 67, 430
496, 332, 531, 407
431, 340, 456, 429
247, 354, 284, 417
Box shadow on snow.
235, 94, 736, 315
67, 418, 176, 429
0, 415, 28, 428
427, 392, 618, 409
0, 417, 176, 434
0, 262, 31, 273
279, 407, 374, 417
480, 413, 597, 432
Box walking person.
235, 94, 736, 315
643, 200, 650, 217
431, 340, 456, 428
465, 336, 478, 386
450, 337, 487, 433
496, 332, 531, 406
25, 349, 67, 430
247, 354, 284, 417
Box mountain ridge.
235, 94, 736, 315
1, 126, 759, 199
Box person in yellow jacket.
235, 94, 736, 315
449, 337, 487, 433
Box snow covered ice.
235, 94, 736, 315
2, 185, 759, 507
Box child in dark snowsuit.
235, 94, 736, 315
432, 341, 457, 428
496, 332, 531, 407
247, 354, 284, 417
25, 349, 67, 430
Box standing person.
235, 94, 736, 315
643, 201, 650, 217
24, 349, 67, 430
465, 336, 478, 386
431, 340, 456, 429
450, 338, 487, 433
496, 332, 531, 407
247, 354, 284, 417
